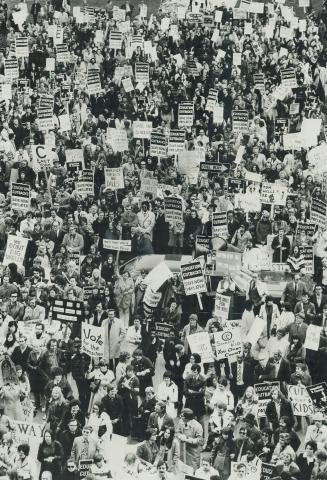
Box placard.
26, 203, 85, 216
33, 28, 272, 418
254, 381, 280, 417
37, 108, 54, 131
304, 324, 322, 351
56, 43, 69, 62
3, 235, 28, 266
133, 121, 152, 139
206, 88, 218, 111
260, 182, 288, 206
107, 128, 128, 152
76, 170, 94, 197
164, 197, 183, 223
215, 251, 242, 275
168, 129, 185, 155
180, 260, 207, 295
150, 131, 167, 157
4, 58, 19, 82
311, 197, 327, 229
212, 211, 228, 238
105, 167, 124, 190
232, 110, 249, 133
102, 239, 131, 251
135, 62, 149, 83
288, 385, 314, 417
66, 149, 84, 172
178, 102, 194, 128
109, 30, 123, 49
187, 331, 213, 363
81, 323, 105, 357
11, 183, 30, 212
15, 37, 29, 57
306, 383, 327, 414
281, 68, 297, 88
52, 299, 83, 323
79, 460, 93, 479
214, 293, 231, 320
151, 322, 175, 339
214, 328, 243, 360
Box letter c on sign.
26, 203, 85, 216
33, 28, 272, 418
36, 146, 46, 159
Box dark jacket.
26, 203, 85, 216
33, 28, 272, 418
265, 398, 294, 430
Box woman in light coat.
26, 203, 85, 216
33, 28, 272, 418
102, 312, 126, 366
155, 427, 180, 474
157, 372, 178, 419
114, 271, 135, 329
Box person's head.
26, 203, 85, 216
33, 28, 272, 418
157, 461, 168, 478
41, 472, 52, 480
66, 459, 76, 472
191, 364, 201, 377
190, 353, 201, 364
246, 445, 256, 461
271, 387, 281, 401
51, 386, 62, 402
93, 454, 103, 467
316, 449, 327, 467
313, 412, 324, 427
18, 335, 27, 349
295, 312, 305, 325
70, 399, 81, 416
68, 418, 79, 433
189, 313, 198, 327
82, 426, 92, 439
145, 386, 155, 399
305, 441, 318, 457
17, 443, 30, 459
133, 349, 143, 362
279, 432, 290, 447
181, 408, 194, 423
43, 430, 53, 445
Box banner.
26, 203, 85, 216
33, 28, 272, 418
214, 293, 231, 320
180, 260, 207, 295
178, 102, 194, 128
164, 197, 183, 223
81, 323, 105, 357
105, 167, 124, 190
232, 110, 249, 133
11, 183, 30, 212
212, 211, 228, 238
52, 299, 83, 323
102, 239, 131, 251
3, 235, 28, 266
214, 327, 243, 360
187, 331, 213, 363
304, 324, 322, 351
288, 384, 314, 417
254, 382, 280, 417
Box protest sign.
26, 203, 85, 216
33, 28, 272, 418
76, 170, 94, 197
195, 236, 211, 258
299, 245, 314, 274
254, 382, 280, 417
105, 167, 124, 190
206, 89, 218, 111
133, 121, 152, 139
56, 44, 69, 62
31, 145, 53, 171
306, 383, 327, 414
15, 37, 29, 57
37, 108, 54, 131
214, 328, 243, 360
199, 163, 226, 173
81, 323, 105, 357
311, 197, 327, 229
3, 235, 28, 266
11, 183, 30, 212
107, 128, 128, 152
52, 299, 83, 323
87, 72, 101, 95
150, 132, 167, 157
214, 293, 231, 320
296, 221, 316, 238
122, 77, 134, 92
66, 149, 84, 173
281, 68, 297, 88
4, 58, 19, 82
180, 260, 207, 295
102, 239, 131, 252
83, 287, 104, 301
260, 182, 288, 206
288, 384, 314, 417
109, 30, 123, 49
168, 129, 185, 155
79, 460, 93, 479
178, 102, 194, 128
228, 178, 246, 193
215, 251, 242, 275
187, 331, 213, 363
140, 178, 158, 200
143, 286, 162, 311
135, 62, 149, 83
304, 324, 322, 351
254, 73, 265, 93
232, 110, 249, 133
151, 322, 175, 339
212, 211, 228, 238
12, 421, 43, 457
164, 197, 183, 223
231, 462, 260, 480
144, 261, 173, 291
261, 463, 276, 480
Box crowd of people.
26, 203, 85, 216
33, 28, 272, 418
0, 0, 326, 478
